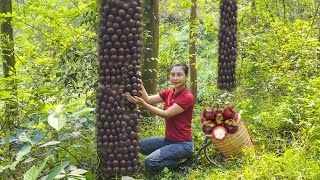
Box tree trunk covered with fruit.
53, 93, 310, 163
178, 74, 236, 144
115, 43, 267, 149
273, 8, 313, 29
97, 0, 143, 177
217, 0, 238, 91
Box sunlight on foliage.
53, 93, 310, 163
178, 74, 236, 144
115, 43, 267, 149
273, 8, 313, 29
0, 0, 319, 179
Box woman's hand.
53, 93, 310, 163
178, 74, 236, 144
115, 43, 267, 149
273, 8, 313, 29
125, 93, 146, 106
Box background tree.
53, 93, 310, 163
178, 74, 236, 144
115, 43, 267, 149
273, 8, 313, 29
317, 0, 320, 62
0, 0, 16, 130
189, 0, 197, 100
0, 0, 319, 179
142, 0, 159, 95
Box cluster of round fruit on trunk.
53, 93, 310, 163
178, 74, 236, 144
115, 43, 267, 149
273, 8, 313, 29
217, 0, 238, 90
201, 105, 241, 140
97, 0, 143, 176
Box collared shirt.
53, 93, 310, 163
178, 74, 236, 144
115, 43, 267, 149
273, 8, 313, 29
159, 87, 195, 142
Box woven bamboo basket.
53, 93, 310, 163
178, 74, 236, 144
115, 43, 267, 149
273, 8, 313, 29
206, 120, 253, 158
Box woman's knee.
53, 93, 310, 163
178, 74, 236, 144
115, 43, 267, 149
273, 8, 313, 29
144, 157, 161, 170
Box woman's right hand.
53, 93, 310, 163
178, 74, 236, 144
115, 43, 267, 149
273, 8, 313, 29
125, 92, 146, 106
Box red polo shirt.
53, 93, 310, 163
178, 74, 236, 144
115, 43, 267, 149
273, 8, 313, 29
159, 87, 195, 142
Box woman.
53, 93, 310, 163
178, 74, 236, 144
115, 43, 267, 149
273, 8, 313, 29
125, 62, 195, 171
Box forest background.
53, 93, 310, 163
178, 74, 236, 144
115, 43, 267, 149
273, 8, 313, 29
0, 0, 319, 179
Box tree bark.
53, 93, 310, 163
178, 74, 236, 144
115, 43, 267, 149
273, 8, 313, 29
317, 1, 320, 63
0, 0, 17, 130
1, 0, 15, 78
189, 0, 197, 101
251, 0, 256, 26
142, 0, 159, 95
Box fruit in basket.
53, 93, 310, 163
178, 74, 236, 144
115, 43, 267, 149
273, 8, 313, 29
222, 106, 236, 120
224, 124, 239, 134
202, 108, 216, 120
200, 116, 206, 124
212, 126, 227, 140
233, 113, 241, 126
202, 124, 214, 135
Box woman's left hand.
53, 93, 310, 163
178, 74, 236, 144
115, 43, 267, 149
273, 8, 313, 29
125, 93, 145, 106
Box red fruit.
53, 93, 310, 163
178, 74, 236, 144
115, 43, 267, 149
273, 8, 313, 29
202, 108, 216, 120
221, 107, 236, 120
212, 126, 227, 140
202, 125, 213, 135
225, 124, 239, 134
200, 116, 206, 124
233, 113, 241, 126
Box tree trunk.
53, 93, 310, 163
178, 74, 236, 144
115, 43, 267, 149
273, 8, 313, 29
251, 0, 256, 25
189, 0, 197, 101
318, 1, 320, 63
142, 0, 159, 95
0, 0, 17, 130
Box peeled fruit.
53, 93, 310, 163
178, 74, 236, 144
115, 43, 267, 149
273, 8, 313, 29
212, 126, 227, 140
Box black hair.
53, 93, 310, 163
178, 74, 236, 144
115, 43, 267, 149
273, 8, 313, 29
171, 62, 189, 76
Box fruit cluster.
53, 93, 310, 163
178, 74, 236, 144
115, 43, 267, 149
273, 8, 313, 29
217, 0, 238, 90
96, 0, 143, 176
201, 106, 241, 140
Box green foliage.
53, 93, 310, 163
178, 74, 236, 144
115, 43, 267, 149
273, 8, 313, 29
0, 0, 319, 179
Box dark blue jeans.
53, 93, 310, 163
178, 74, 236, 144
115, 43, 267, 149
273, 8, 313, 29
140, 136, 194, 171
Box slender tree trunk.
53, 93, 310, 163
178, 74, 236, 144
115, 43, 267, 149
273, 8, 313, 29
189, 0, 197, 101
251, 0, 256, 25
318, 21, 320, 63
142, 0, 159, 95
317, 1, 320, 63
282, 0, 286, 20
0, 0, 17, 130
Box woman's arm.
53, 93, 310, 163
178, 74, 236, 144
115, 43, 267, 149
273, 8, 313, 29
125, 94, 184, 118
139, 82, 163, 104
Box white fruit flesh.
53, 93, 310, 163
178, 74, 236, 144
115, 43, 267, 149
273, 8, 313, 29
214, 128, 226, 139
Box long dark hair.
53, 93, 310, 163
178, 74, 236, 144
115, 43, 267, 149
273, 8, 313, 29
171, 62, 189, 76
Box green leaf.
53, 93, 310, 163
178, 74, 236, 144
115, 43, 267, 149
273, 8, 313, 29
16, 145, 32, 161
84, 171, 96, 179
24, 158, 49, 179
0, 164, 10, 173
308, 135, 320, 142
39, 141, 61, 148
18, 132, 32, 144
38, 157, 49, 173
10, 160, 20, 170
45, 164, 68, 180
23, 157, 36, 163
0, 90, 12, 99
5, 130, 10, 153
48, 113, 66, 131
24, 165, 39, 180
72, 107, 95, 115
69, 168, 87, 175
